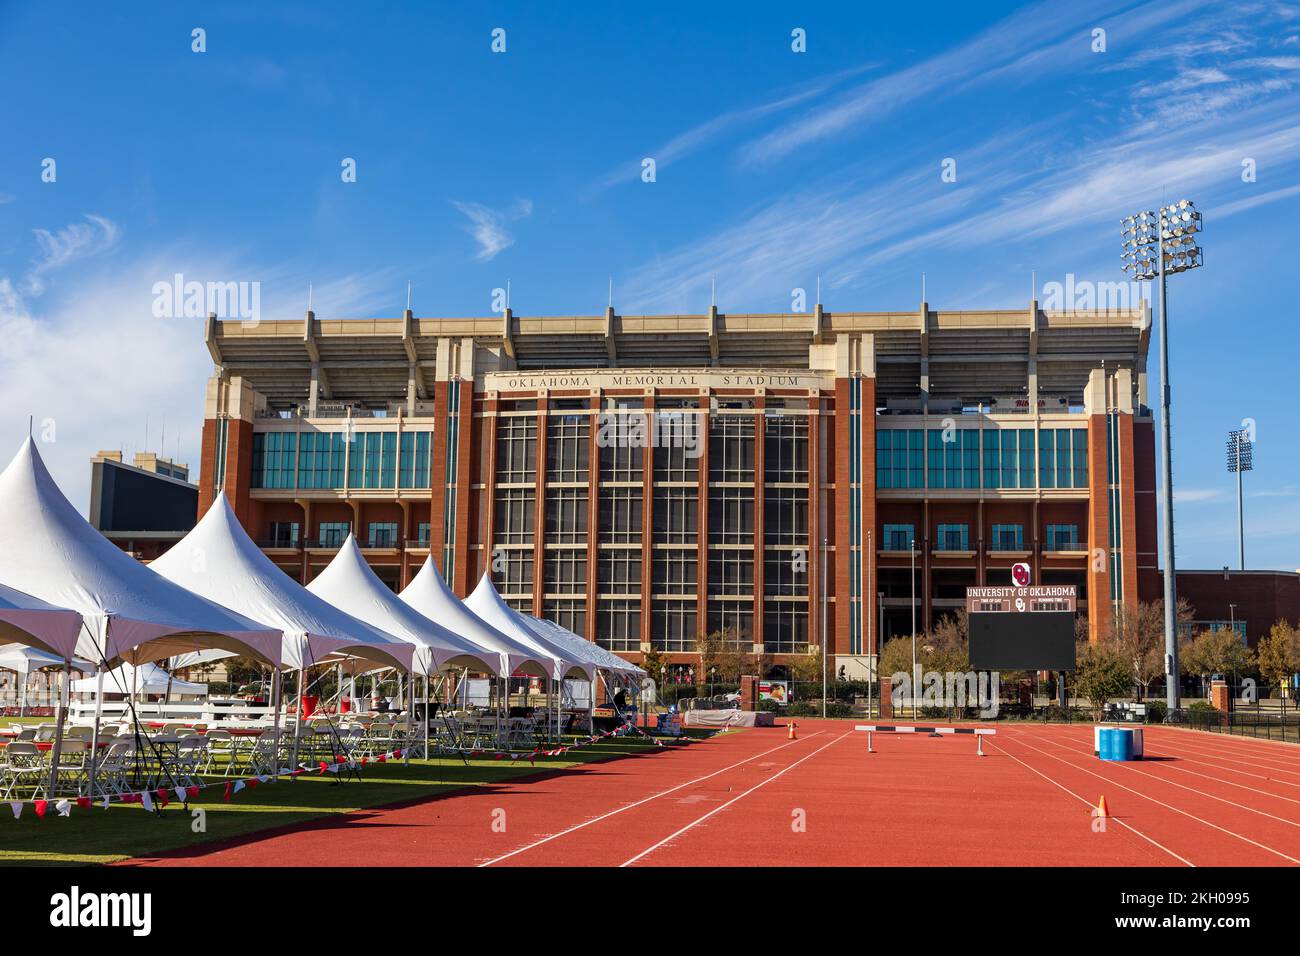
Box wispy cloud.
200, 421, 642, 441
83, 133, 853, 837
734, 0, 1218, 167
25, 214, 120, 295
1174, 488, 1226, 504
587, 64, 876, 194
451, 199, 532, 262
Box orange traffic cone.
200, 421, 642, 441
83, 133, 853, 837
788, 721, 797, 740
1095, 795, 1109, 818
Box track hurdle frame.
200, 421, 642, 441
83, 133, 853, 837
855, 724, 996, 756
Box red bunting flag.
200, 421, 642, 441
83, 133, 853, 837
34, 799, 48, 819
156, 789, 169, 808
187, 786, 200, 799
223, 782, 233, 802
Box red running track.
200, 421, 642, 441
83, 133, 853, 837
122, 721, 1300, 867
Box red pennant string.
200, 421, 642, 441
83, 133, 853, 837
223, 782, 233, 802
34, 799, 48, 819
156, 789, 169, 808
76, 797, 91, 810
187, 786, 200, 799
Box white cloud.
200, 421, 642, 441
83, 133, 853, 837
450, 199, 532, 262
1174, 488, 1225, 504
26, 214, 120, 295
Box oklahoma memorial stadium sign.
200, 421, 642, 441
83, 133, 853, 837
483, 369, 832, 392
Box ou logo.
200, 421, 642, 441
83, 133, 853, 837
1011, 563, 1031, 587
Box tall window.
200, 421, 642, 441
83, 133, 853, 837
398, 431, 432, 488
267, 521, 299, 547
251, 432, 296, 489
367, 522, 398, 547
496, 550, 534, 597
1039, 429, 1089, 489
882, 523, 915, 552
764, 488, 808, 545
927, 429, 980, 489
990, 523, 1024, 551
546, 417, 589, 482
598, 487, 642, 543
598, 550, 642, 593
347, 432, 396, 489
1045, 523, 1080, 551
297, 431, 345, 489
653, 488, 698, 544
495, 488, 536, 544
708, 486, 754, 545
876, 430, 923, 489
983, 429, 1034, 490
598, 428, 644, 482
709, 417, 754, 482
543, 599, 586, 638
596, 599, 641, 652
651, 600, 696, 652
764, 417, 808, 483
495, 416, 537, 483
545, 487, 588, 544
764, 603, 808, 654
935, 523, 970, 551
764, 552, 808, 596
652, 551, 697, 595
317, 521, 350, 547
543, 550, 587, 593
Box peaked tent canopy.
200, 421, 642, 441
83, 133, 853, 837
0, 582, 86, 661
526, 615, 645, 678
0, 439, 281, 667
464, 574, 592, 681
71, 661, 206, 697
0, 643, 94, 677
150, 493, 413, 673
399, 558, 553, 679
307, 535, 499, 676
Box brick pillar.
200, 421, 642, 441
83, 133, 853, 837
879, 675, 893, 719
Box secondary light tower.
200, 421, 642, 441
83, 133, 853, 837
1120, 198, 1204, 712
1226, 428, 1253, 571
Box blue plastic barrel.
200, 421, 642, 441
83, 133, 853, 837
1098, 727, 1135, 761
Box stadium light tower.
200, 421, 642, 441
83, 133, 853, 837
1120, 199, 1204, 712
1226, 428, 1253, 570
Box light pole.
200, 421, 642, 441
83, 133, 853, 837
1227, 428, 1253, 571
821, 535, 828, 718
910, 534, 917, 718
1121, 199, 1204, 712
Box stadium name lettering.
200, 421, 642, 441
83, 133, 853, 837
495, 372, 817, 390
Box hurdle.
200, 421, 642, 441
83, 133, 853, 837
855, 725, 996, 756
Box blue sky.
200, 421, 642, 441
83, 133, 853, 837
1, 0, 1298, 571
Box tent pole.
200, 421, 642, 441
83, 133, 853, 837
290, 667, 304, 774
270, 667, 283, 781
403, 669, 413, 765
87, 666, 105, 798
47, 661, 71, 798
589, 672, 596, 736
422, 673, 430, 759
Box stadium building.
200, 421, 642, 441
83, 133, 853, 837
197, 300, 1161, 678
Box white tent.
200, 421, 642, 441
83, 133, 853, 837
72, 661, 206, 697
150, 493, 414, 673
0, 582, 85, 661
0, 644, 93, 676
306, 535, 500, 676
399, 558, 555, 679
464, 574, 592, 682
526, 615, 645, 678
0, 439, 282, 668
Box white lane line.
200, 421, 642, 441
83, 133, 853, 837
1039, 729, 1300, 807
987, 736, 1193, 866
477, 731, 822, 866
1136, 737, 1300, 779
1003, 730, 1300, 865
619, 731, 852, 868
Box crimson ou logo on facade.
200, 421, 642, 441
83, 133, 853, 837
1011, 563, 1031, 587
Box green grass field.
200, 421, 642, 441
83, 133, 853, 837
0, 737, 670, 866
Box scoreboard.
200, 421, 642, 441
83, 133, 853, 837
967, 585, 1078, 671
